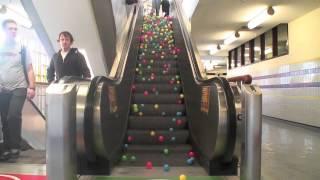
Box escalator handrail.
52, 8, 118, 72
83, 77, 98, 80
172, 1, 237, 162
107, 2, 141, 83
172, 0, 208, 82
27, 99, 46, 120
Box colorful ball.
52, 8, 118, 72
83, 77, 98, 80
158, 135, 165, 142
171, 137, 176, 141
188, 151, 195, 158
163, 148, 169, 155
146, 161, 153, 169
139, 112, 143, 116
180, 174, 187, 180
128, 136, 133, 142
176, 112, 182, 116
122, 155, 128, 161
150, 131, 156, 136
176, 119, 183, 126
163, 164, 170, 172
187, 157, 194, 165
130, 155, 136, 162
154, 104, 159, 109
124, 144, 129, 148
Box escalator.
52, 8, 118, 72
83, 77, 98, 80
119, 15, 193, 168
46, 1, 262, 179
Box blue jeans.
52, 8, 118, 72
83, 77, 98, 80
0, 88, 27, 150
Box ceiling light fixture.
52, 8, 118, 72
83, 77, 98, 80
224, 31, 240, 45
248, 6, 275, 29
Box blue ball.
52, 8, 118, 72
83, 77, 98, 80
187, 157, 194, 165
163, 164, 170, 172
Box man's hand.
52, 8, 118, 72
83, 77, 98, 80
27, 88, 35, 99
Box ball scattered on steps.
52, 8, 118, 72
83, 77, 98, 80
154, 104, 159, 109
150, 130, 156, 136
163, 148, 169, 155
127, 136, 133, 142
171, 137, 176, 141
163, 164, 170, 172
176, 119, 183, 126
180, 174, 187, 180
188, 151, 195, 158
158, 135, 165, 143
146, 161, 153, 169
124, 144, 128, 148
139, 112, 143, 116
130, 155, 136, 162
187, 157, 195, 165
122, 155, 128, 161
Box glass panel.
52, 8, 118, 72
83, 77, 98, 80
278, 24, 289, 56
254, 36, 261, 62
265, 30, 273, 59
232, 50, 236, 68
244, 42, 250, 65
237, 47, 241, 67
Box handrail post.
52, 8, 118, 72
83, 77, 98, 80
240, 84, 262, 180
46, 83, 78, 180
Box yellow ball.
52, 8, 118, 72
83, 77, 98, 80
150, 131, 156, 136
179, 174, 186, 180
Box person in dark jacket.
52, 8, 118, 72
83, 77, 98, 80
47, 31, 91, 83
161, 0, 170, 17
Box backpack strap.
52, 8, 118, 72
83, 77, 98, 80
21, 46, 30, 85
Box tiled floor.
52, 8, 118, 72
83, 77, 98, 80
1, 116, 320, 180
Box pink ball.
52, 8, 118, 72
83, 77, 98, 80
128, 136, 133, 142
158, 135, 165, 143
188, 151, 195, 158
176, 119, 183, 126
146, 161, 153, 169
144, 91, 149, 96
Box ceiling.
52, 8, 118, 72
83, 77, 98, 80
192, 0, 320, 58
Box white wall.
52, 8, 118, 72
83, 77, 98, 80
29, 0, 108, 76
228, 8, 320, 127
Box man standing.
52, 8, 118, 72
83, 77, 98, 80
47, 31, 91, 83
0, 19, 36, 161
161, 0, 170, 17
152, 0, 161, 16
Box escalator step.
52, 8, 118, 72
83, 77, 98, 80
118, 150, 197, 166
135, 75, 181, 83
126, 130, 189, 145
126, 144, 192, 153
137, 59, 178, 68
129, 116, 187, 129
135, 67, 178, 75
140, 54, 177, 61
130, 104, 185, 116
132, 94, 183, 104
134, 84, 182, 93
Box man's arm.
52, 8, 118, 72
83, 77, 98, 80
78, 53, 91, 79
27, 64, 36, 99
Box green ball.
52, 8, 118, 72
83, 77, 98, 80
122, 155, 128, 161
130, 155, 136, 162
163, 148, 169, 155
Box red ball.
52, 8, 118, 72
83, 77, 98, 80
144, 91, 149, 96
158, 135, 165, 143
146, 161, 153, 169
128, 136, 133, 142
176, 119, 182, 126
188, 151, 195, 158
131, 85, 136, 91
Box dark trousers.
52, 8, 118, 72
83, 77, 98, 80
0, 88, 27, 150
